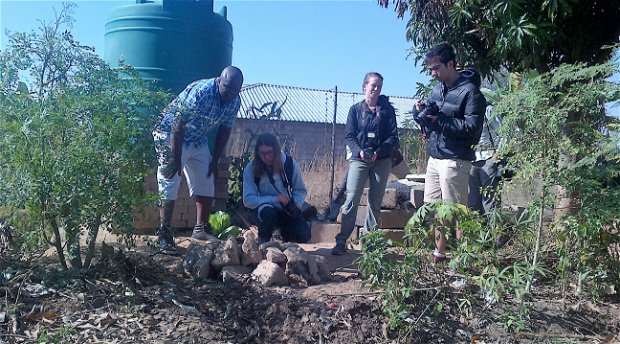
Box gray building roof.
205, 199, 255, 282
238, 83, 415, 128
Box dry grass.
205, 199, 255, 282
299, 155, 347, 211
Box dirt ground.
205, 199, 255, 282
1, 231, 619, 343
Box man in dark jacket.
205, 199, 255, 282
413, 42, 486, 262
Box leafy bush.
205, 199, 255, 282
357, 201, 540, 335
0, 3, 170, 269
208, 211, 241, 239
495, 62, 620, 293
357, 61, 620, 336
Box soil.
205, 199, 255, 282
1, 232, 619, 343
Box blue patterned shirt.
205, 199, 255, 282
156, 78, 240, 148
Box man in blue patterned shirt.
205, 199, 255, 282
154, 66, 243, 254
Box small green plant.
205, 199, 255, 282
208, 211, 241, 239
36, 325, 77, 343
500, 303, 532, 332
357, 200, 544, 335
356, 231, 421, 331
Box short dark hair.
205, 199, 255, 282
425, 42, 456, 65
362, 72, 383, 87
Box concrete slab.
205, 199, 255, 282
410, 186, 425, 209
380, 229, 406, 243
359, 188, 401, 208
309, 223, 340, 243
309, 222, 357, 244
353, 206, 414, 229
298, 242, 361, 273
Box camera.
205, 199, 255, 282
283, 202, 301, 218
418, 100, 439, 119
363, 131, 377, 158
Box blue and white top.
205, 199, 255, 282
156, 78, 241, 148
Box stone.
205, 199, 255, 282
266, 247, 287, 264
252, 261, 289, 287
183, 240, 218, 275
306, 255, 321, 284
283, 246, 312, 284
280, 242, 300, 250
258, 241, 281, 251
193, 254, 214, 278
313, 255, 332, 281
221, 265, 252, 284
211, 236, 241, 271
183, 243, 202, 274
192, 236, 222, 251
241, 230, 262, 266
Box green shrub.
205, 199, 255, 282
0, 3, 170, 269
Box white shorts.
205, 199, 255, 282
154, 132, 214, 200
423, 156, 471, 204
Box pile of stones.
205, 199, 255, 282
183, 230, 331, 287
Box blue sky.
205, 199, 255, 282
0, 0, 430, 97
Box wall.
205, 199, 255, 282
228, 118, 347, 163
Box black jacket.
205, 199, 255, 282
414, 69, 486, 161
345, 95, 399, 162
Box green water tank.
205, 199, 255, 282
104, 0, 233, 94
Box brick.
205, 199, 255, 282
172, 219, 189, 229
180, 212, 192, 221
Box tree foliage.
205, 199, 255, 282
0, 3, 170, 269
495, 62, 620, 291
378, 0, 620, 76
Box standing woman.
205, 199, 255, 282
332, 72, 399, 255
243, 133, 311, 244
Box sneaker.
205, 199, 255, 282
331, 242, 347, 256
157, 226, 177, 255
191, 223, 216, 241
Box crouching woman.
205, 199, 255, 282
242, 133, 311, 244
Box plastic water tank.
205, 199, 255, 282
104, 0, 233, 94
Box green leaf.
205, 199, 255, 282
209, 211, 232, 236
219, 225, 242, 239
